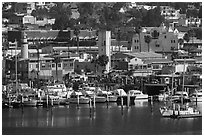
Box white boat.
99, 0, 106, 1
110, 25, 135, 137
111, 89, 127, 96
96, 90, 118, 102
106, 95, 118, 102
22, 94, 37, 107
128, 90, 148, 100
68, 92, 90, 104
160, 104, 201, 118
82, 87, 106, 103
170, 91, 191, 103
190, 90, 202, 102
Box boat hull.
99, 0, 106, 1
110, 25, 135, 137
68, 98, 90, 104
92, 96, 106, 103
107, 96, 118, 102
160, 106, 202, 118
23, 100, 37, 107
135, 95, 148, 100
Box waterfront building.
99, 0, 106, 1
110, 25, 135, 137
111, 52, 172, 76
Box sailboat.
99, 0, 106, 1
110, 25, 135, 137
160, 60, 202, 118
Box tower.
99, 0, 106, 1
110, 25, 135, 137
21, 31, 29, 59
98, 31, 111, 73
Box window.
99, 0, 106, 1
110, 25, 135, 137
58, 63, 61, 68
153, 65, 159, 69
164, 35, 166, 39
143, 65, 147, 69
52, 63, 55, 68
147, 64, 151, 68
42, 63, 46, 68
103, 41, 106, 46
64, 63, 68, 67
129, 65, 133, 70
70, 63, 73, 67
156, 44, 160, 47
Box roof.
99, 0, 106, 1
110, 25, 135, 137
70, 30, 97, 39
124, 52, 163, 59
111, 52, 135, 60
25, 30, 70, 40
112, 52, 163, 60
143, 58, 173, 64
176, 26, 190, 32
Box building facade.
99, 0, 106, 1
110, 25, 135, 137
132, 27, 178, 53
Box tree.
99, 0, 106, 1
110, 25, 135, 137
97, 55, 109, 67
73, 26, 80, 54
91, 55, 109, 74
183, 33, 190, 43
142, 6, 164, 27
178, 38, 184, 48
50, 3, 72, 30
144, 35, 152, 52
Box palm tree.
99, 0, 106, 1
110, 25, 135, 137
91, 55, 109, 74
74, 26, 80, 54
53, 56, 61, 82
144, 35, 152, 52
97, 55, 109, 67
116, 28, 121, 52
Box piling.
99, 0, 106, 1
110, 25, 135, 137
127, 91, 130, 108
173, 103, 176, 116
106, 93, 109, 108
46, 94, 49, 111
196, 97, 197, 106
93, 94, 96, 109
89, 98, 92, 118
21, 95, 24, 113
77, 94, 79, 109
178, 104, 180, 116
51, 98, 53, 107
121, 97, 123, 108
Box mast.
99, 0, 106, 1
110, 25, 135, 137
181, 58, 186, 105
15, 39, 18, 95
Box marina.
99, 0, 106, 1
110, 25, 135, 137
2, 2, 202, 135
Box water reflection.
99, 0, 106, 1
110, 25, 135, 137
134, 99, 148, 107
2, 101, 202, 135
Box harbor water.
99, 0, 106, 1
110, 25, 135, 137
2, 101, 202, 135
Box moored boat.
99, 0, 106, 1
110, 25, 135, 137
23, 99, 37, 107
160, 104, 201, 118
128, 90, 148, 100
68, 92, 90, 104
189, 89, 202, 102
